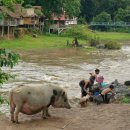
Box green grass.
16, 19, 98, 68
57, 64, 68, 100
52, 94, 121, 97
0, 31, 130, 50
0, 35, 87, 50
96, 32, 130, 41
120, 96, 130, 104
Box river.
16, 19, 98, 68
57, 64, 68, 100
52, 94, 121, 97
0, 46, 130, 112
1, 46, 130, 96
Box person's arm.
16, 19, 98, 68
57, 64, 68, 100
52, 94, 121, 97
89, 73, 92, 75
111, 90, 116, 95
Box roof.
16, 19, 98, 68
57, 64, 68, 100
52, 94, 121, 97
0, 5, 44, 18
21, 8, 38, 17
0, 6, 19, 18
51, 13, 72, 21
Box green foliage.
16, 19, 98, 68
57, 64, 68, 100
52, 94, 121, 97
63, 0, 80, 17
16, 0, 24, 4
24, 4, 32, 8
89, 36, 100, 47
2, 0, 24, 5
0, 49, 20, 85
115, 8, 127, 22
93, 12, 112, 22
0, 96, 9, 105
109, 27, 130, 33
0, 12, 4, 20
120, 96, 130, 104
34, 0, 80, 18
34, 9, 43, 17
23, 0, 35, 6
80, 0, 130, 22
80, 0, 96, 22
14, 28, 21, 38
26, 28, 41, 35
0, 96, 4, 104
77, 17, 87, 24
61, 25, 94, 40
2, 0, 16, 6
105, 41, 121, 50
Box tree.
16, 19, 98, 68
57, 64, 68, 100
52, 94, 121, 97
115, 8, 127, 22
2, 0, 16, 6
93, 12, 112, 22
80, 0, 96, 22
16, 0, 24, 4
80, 0, 130, 22
115, 6, 130, 22
1, 0, 24, 6
0, 49, 20, 85
29, 0, 80, 18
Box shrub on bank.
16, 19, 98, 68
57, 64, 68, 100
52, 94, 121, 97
89, 36, 100, 47
105, 41, 121, 49
120, 96, 130, 104
61, 25, 94, 40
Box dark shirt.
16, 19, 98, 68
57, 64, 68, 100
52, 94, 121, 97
89, 76, 95, 85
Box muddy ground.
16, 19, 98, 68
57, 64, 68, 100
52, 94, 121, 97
0, 104, 130, 130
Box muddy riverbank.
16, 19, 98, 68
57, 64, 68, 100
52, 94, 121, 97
1, 104, 130, 130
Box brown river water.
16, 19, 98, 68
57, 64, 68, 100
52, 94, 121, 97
0, 46, 130, 113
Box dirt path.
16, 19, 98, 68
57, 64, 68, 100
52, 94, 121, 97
0, 104, 130, 130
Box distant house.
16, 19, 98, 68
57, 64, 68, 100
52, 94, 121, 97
13, 4, 44, 27
49, 13, 77, 35
0, 4, 45, 39
19, 8, 39, 26
51, 13, 77, 27
0, 6, 19, 39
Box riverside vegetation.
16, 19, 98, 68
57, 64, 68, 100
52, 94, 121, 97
0, 25, 130, 50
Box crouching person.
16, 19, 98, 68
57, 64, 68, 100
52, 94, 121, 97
101, 84, 116, 104
79, 80, 93, 107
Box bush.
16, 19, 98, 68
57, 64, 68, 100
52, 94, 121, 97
0, 96, 5, 104
77, 17, 87, 24
35, 10, 43, 17
14, 28, 25, 38
105, 41, 121, 49
0, 96, 9, 105
26, 28, 41, 35
120, 96, 130, 104
61, 25, 94, 40
24, 4, 32, 8
93, 12, 112, 22
89, 36, 100, 47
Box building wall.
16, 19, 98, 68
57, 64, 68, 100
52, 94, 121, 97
22, 17, 39, 25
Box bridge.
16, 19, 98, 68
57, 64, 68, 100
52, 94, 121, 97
90, 22, 130, 27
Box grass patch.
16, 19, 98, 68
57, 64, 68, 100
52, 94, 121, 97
0, 111, 4, 115
120, 96, 130, 104
0, 28, 130, 50
96, 32, 130, 41
0, 35, 87, 50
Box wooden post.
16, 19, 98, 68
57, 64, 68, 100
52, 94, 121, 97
2, 26, 4, 37
49, 28, 50, 34
8, 25, 10, 39
13, 27, 15, 38
42, 25, 44, 32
